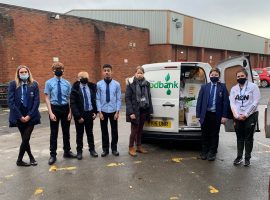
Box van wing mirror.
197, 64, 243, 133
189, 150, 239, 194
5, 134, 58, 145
243, 60, 247, 67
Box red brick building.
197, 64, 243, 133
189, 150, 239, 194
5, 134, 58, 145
0, 4, 150, 100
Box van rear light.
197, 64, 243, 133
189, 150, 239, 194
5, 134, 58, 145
164, 66, 178, 69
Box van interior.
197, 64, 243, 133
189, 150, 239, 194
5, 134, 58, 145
179, 65, 206, 127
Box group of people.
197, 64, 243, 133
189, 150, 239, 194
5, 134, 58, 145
7, 63, 153, 167
7, 62, 260, 168
196, 68, 260, 166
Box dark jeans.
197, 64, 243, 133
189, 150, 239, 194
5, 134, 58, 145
201, 111, 221, 155
75, 111, 95, 153
234, 112, 258, 160
49, 104, 71, 156
17, 104, 35, 161
129, 113, 146, 147
100, 112, 118, 152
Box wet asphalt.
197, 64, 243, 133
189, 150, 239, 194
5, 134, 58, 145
0, 88, 269, 200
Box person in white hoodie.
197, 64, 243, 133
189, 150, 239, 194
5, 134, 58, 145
229, 68, 260, 167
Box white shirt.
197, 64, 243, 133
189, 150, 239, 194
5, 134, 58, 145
229, 81, 260, 119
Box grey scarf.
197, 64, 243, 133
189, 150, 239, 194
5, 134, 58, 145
135, 78, 150, 109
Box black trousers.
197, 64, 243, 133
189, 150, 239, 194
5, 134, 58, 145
75, 111, 95, 153
49, 104, 71, 156
17, 104, 35, 161
100, 112, 118, 152
234, 112, 258, 160
201, 111, 221, 154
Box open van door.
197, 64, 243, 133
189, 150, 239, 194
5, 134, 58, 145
217, 55, 252, 132
265, 99, 270, 138
143, 63, 180, 133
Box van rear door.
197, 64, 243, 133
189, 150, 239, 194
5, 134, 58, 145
217, 55, 252, 132
143, 63, 180, 133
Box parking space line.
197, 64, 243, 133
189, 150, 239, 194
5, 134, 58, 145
257, 141, 270, 149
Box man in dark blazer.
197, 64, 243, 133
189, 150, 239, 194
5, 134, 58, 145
196, 68, 229, 161
70, 72, 98, 160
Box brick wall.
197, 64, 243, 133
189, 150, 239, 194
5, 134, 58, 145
0, 4, 150, 101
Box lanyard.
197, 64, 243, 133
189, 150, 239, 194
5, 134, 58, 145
239, 82, 248, 108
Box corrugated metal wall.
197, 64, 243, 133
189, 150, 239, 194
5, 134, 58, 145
68, 10, 167, 44
193, 19, 266, 54
67, 10, 269, 55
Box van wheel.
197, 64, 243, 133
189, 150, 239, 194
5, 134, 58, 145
261, 80, 269, 88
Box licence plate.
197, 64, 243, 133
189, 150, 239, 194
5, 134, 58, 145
144, 120, 172, 128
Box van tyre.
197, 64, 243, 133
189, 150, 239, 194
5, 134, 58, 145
261, 80, 269, 88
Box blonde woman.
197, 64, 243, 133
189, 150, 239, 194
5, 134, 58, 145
8, 65, 40, 167
125, 66, 153, 157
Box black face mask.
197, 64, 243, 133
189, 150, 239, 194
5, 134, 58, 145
237, 78, 247, 85
210, 77, 219, 83
54, 70, 63, 77
80, 78, 88, 84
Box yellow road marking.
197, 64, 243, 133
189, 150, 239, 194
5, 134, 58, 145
49, 165, 76, 172
172, 158, 183, 163
170, 197, 179, 200
134, 161, 142, 164
5, 174, 14, 179
209, 185, 219, 194
257, 142, 270, 149
107, 163, 125, 167
34, 188, 44, 195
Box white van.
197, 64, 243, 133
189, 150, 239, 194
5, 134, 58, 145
142, 55, 254, 140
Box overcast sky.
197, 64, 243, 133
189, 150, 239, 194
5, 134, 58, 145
1, 0, 270, 39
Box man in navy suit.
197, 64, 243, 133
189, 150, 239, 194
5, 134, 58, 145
196, 68, 229, 161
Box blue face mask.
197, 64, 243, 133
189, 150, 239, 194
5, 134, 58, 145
19, 74, 29, 81
210, 77, 219, 83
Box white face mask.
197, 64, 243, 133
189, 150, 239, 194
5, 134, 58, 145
19, 74, 29, 81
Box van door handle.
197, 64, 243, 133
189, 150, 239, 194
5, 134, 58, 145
162, 103, 175, 107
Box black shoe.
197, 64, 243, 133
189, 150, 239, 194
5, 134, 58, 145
200, 153, 207, 160
48, 156, 57, 165
90, 150, 98, 157
63, 151, 77, 158
112, 150, 119, 156
77, 153, 83, 160
101, 151, 109, 157
207, 153, 216, 161
16, 160, 31, 167
30, 159, 38, 166
244, 159, 250, 167
233, 157, 243, 165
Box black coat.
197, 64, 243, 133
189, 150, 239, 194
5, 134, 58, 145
70, 81, 97, 120
125, 77, 153, 124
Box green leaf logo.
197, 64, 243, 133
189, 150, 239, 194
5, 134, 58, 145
165, 73, 170, 82
166, 89, 171, 95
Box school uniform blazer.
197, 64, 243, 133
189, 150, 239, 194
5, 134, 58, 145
70, 81, 98, 120
196, 82, 229, 125
8, 80, 41, 127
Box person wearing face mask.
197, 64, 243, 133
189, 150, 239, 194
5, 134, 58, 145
70, 72, 98, 160
44, 62, 76, 165
8, 65, 41, 167
96, 64, 121, 157
196, 68, 230, 161
125, 66, 153, 157
229, 68, 260, 167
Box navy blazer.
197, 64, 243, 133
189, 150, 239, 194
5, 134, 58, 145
8, 80, 41, 127
196, 82, 229, 125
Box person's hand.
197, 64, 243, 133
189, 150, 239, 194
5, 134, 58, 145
24, 115, 31, 122
99, 112, 104, 120
130, 114, 136, 120
78, 118, 84, 123
20, 116, 26, 123
114, 112, 119, 120
239, 114, 247, 121
67, 112, 72, 121
49, 113, 57, 121
221, 117, 227, 124
92, 113, 97, 120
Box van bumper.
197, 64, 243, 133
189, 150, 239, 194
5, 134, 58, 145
142, 130, 202, 141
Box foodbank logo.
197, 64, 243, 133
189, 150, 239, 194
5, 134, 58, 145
150, 73, 178, 95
